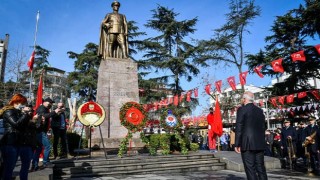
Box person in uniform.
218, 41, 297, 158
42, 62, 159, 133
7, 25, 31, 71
98, 1, 128, 59
303, 117, 320, 173
280, 119, 297, 169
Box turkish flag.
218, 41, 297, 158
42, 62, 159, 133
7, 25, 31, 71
153, 102, 158, 110
278, 96, 286, 105
286, 94, 295, 103
168, 97, 173, 104
173, 95, 179, 106
291, 50, 306, 62
27, 51, 35, 72
297, 91, 307, 98
186, 91, 191, 102
34, 74, 43, 111
270, 97, 277, 107
227, 76, 237, 91
315, 44, 320, 55
215, 80, 222, 93
205, 84, 211, 95
212, 99, 223, 137
180, 94, 184, 102
259, 99, 264, 107
239, 71, 248, 85
271, 58, 284, 73
254, 65, 264, 78
194, 88, 198, 98
310, 89, 320, 100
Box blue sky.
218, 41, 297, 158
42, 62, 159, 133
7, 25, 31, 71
0, 0, 313, 115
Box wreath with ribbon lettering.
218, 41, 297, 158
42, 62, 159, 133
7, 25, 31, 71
119, 102, 148, 132
160, 109, 182, 130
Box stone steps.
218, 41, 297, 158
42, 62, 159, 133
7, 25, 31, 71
52, 153, 226, 179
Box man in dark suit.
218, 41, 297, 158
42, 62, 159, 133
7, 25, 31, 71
235, 91, 268, 180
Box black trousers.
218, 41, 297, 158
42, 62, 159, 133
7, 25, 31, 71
52, 128, 67, 157
241, 150, 268, 180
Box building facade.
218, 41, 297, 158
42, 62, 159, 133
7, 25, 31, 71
0, 34, 9, 83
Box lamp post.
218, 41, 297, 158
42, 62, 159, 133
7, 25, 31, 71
264, 91, 272, 130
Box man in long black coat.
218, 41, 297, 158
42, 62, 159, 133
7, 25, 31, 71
235, 91, 268, 180
303, 117, 320, 173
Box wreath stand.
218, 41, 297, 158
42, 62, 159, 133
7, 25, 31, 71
76, 123, 107, 159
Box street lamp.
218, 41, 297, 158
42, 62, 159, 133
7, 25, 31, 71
263, 91, 272, 130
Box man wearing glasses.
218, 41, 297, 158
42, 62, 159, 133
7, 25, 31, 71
51, 103, 68, 159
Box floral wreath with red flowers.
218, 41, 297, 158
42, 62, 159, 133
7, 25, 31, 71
118, 102, 148, 157
119, 101, 148, 132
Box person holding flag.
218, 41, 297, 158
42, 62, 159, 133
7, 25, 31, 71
207, 97, 223, 152
235, 91, 268, 180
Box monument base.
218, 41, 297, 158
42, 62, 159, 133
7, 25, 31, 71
91, 137, 145, 149
92, 57, 144, 149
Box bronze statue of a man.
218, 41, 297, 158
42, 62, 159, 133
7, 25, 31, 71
98, 1, 128, 59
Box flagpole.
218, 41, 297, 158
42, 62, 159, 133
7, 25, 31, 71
29, 11, 40, 102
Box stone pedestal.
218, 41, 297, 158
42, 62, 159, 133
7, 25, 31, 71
91, 58, 144, 149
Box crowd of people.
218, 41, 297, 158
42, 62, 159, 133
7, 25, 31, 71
263, 117, 320, 173
0, 94, 68, 180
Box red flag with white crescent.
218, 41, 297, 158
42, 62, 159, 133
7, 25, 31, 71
278, 96, 285, 105
227, 76, 236, 91
271, 58, 284, 73
186, 91, 191, 102
27, 51, 35, 72
215, 80, 222, 93
269, 97, 277, 107
239, 71, 248, 86
173, 95, 179, 106
254, 65, 264, 78
194, 88, 198, 98
205, 84, 211, 95
297, 91, 307, 99
286, 94, 295, 103
291, 50, 306, 62
310, 89, 320, 100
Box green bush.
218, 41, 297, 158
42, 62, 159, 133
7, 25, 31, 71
190, 143, 199, 152
159, 134, 170, 155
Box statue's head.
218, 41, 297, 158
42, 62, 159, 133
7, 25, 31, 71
111, 1, 120, 7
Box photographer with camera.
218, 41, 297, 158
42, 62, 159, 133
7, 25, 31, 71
31, 97, 61, 171
0, 94, 37, 180
51, 102, 68, 159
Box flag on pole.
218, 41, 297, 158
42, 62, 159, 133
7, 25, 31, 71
27, 51, 35, 72
34, 74, 43, 111
212, 98, 223, 137
194, 88, 198, 98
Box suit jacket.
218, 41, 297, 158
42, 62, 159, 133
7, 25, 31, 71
235, 103, 266, 151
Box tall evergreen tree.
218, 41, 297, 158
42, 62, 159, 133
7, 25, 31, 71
139, 5, 199, 113
246, 7, 320, 97
67, 43, 100, 102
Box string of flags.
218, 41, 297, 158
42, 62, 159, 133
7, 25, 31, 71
142, 44, 320, 112
204, 44, 320, 94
